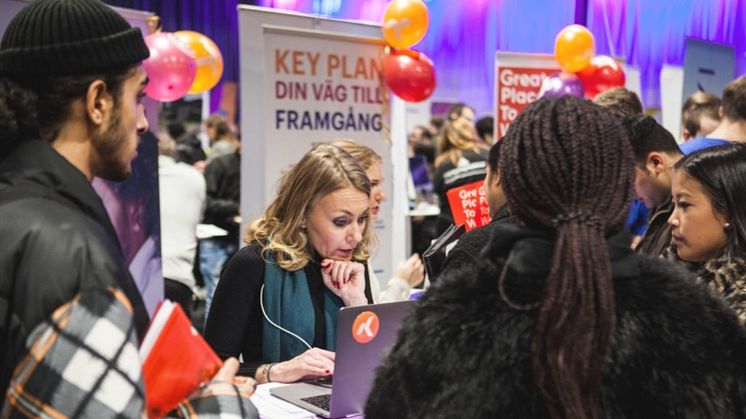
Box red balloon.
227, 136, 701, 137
383, 50, 436, 102
576, 55, 625, 99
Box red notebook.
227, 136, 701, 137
139, 300, 223, 418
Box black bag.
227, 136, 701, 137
422, 223, 465, 282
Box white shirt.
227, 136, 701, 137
158, 155, 206, 288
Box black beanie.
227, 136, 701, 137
0, 0, 150, 77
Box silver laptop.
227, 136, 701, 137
270, 300, 413, 418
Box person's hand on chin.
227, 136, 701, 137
321, 259, 367, 306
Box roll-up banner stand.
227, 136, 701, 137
238, 6, 409, 284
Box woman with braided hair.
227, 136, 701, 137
365, 96, 746, 419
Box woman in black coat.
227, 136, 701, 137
365, 96, 746, 419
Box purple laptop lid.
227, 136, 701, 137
328, 300, 413, 417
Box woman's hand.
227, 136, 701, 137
395, 254, 425, 287
267, 348, 336, 383
321, 259, 368, 306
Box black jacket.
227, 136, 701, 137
637, 197, 673, 257
203, 150, 240, 243
0, 140, 149, 399
439, 205, 515, 279
366, 223, 746, 419
432, 148, 490, 235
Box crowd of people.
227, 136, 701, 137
0, 0, 745, 418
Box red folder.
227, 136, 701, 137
139, 300, 223, 418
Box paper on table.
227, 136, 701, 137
251, 383, 318, 419
196, 223, 229, 239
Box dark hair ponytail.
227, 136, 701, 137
0, 77, 38, 159
499, 96, 634, 419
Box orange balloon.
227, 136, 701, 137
174, 30, 223, 94
554, 24, 595, 73
382, 0, 429, 50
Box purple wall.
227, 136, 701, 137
106, 0, 746, 113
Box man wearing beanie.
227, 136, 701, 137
0, 1, 256, 417
622, 115, 684, 257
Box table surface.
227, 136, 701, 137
251, 383, 364, 419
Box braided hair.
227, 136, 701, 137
499, 96, 634, 419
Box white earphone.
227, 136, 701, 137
259, 284, 312, 350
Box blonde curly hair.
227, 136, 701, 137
245, 143, 372, 271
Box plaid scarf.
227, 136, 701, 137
3, 287, 257, 418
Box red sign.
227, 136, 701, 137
446, 181, 491, 232
496, 66, 555, 138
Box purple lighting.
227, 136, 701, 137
113, 0, 746, 116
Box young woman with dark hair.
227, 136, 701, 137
668, 143, 746, 324
365, 96, 746, 419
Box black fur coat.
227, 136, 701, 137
365, 224, 746, 419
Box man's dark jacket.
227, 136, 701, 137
637, 197, 674, 257
0, 140, 149, 399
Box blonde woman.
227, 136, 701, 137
331, 140, 425, 302
205, 144, 374, 384
433, 104, 490, 235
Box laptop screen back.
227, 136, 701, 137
328, 300, 413, 417
409, 155, 433, 192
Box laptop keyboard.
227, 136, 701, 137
301, 394, 331, 411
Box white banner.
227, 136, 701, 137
262, 27, 392, 279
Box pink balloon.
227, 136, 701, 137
143, 33, 197, 102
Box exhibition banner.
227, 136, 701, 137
252, 22, 394, 279
495, 52, 559, 137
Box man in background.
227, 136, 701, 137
681, 91, 721, 141
594, 87, 644, 117
201, 148, 241, 320
594, 87, 649, 249
158, 133, 206, 321
622, 115, 684, 257
476, 116, 495, 145
682, 76, 746, 154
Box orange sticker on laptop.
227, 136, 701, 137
352, 311, 380, 344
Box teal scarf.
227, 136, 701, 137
261, 255, 344, 363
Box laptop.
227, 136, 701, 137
409, 154, 433, 193
270, 300, 413, 418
